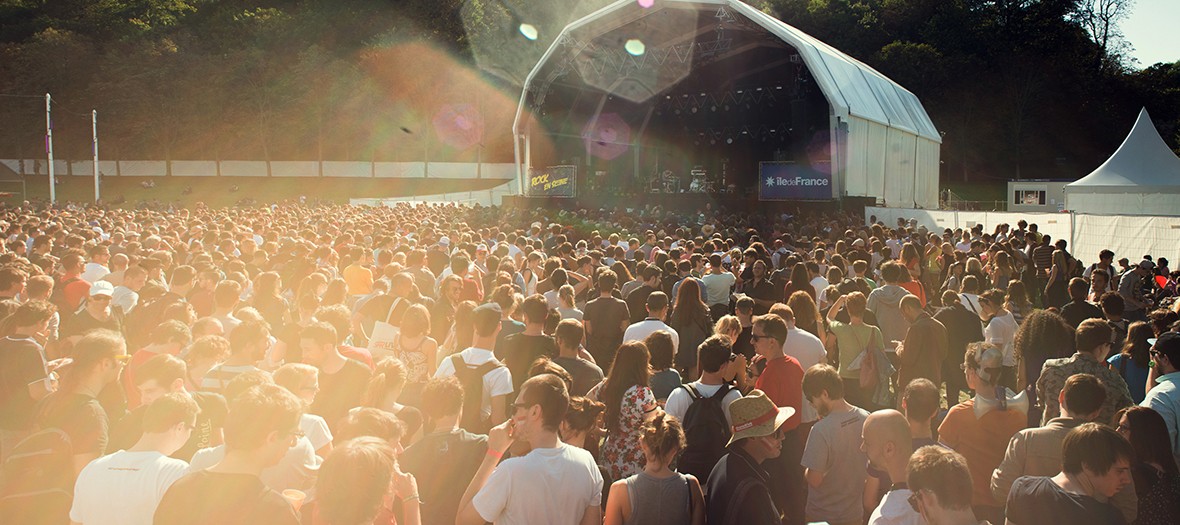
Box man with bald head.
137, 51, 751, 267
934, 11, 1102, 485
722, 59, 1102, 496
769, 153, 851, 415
862, 409, 921, 525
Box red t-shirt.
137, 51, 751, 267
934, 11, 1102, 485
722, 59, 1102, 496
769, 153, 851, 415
754, 354, 804, 432
123, 347, 181, 409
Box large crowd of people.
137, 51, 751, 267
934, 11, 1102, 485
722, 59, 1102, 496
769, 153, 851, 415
0, 199, 1178, 525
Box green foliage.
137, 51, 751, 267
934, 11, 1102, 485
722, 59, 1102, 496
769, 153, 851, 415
0, 0, 1175, 185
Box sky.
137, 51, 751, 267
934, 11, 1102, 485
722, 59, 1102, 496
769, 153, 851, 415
1122, 0, 1179, 68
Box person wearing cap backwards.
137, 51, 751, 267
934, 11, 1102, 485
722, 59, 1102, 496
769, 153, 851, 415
62, 280, 124, 342
705, 389, 796, 525
1141, 331, 1180, 467
938, 343, 1027, 523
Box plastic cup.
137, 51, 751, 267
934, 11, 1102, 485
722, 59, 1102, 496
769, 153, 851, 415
282, 489, 306, 511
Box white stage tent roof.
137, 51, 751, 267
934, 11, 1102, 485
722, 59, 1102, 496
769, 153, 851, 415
512, 0, 941, 208
1065, 108, 1180, 215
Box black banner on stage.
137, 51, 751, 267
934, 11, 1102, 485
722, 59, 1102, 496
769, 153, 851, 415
526, 165, 577, 197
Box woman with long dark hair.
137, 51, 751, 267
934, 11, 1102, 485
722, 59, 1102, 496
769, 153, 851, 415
1043, 250, 1070, 309
784, 262, 815, 302
598, 341, 658, 481
1114, 406, 1180, 524
250, 271, 290, 330
1107, 321, 1153, 403
669, 279, 712, 380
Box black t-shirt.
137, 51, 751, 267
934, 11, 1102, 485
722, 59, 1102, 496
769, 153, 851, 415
0, 336, 47, 431
734, 325, 755, 361
401, 429, 487, 525
37, 392, 109, 457
310, 358, 372, 430
493, 319, 526, 356
1060, 300, 1104, 329
625, 285, 656, 324
109, 391, 228, 461
154, 470, 300, 525
63, 308, 125, 339
1006, 476, 1125, 525
499, 333, 557, 392
582, 296, 630, 365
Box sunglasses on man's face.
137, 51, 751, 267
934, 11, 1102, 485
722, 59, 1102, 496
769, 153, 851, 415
907, 490, 924, 513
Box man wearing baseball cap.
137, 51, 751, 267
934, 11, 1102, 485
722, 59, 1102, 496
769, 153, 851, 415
62, 280, 123, 341
1142, 331, 1180, 466
705, 389, 795, 525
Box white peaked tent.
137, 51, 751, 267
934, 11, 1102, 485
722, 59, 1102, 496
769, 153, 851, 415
1065, 108, 1180, 215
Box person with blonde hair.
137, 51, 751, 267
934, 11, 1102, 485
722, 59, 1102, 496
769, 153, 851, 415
604, 412, 705, 525
273, 363, 333, 456
937, 343, 1027, 523
309, 437, 419, 525
361, 357, 422, 446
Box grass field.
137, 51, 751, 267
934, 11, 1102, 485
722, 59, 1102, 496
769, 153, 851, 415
5, 175, 507, 208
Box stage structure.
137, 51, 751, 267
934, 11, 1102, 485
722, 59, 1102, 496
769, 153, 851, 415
511, 0, 941, 208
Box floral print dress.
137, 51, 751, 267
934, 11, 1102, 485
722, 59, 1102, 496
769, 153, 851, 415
601, 384, 657, 480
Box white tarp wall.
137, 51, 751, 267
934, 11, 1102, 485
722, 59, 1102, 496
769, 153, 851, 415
3, 160, 516, 179
1064, 192, 1180, 216
867, 207, 1180, 266
350, 180, 520, 207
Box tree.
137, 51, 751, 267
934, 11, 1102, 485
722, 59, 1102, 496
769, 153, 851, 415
1072, 0, 1135, 71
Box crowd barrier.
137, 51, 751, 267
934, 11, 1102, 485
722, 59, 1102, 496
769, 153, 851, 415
349, 180, 520, 208
866, 207, 1180, 264
0, 159, 515, 180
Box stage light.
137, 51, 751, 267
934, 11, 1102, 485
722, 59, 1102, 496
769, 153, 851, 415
638, 0, 655, 8
519, 24, 539, 40
691, 107, 698, 113
726, 138, 733, 144
711, 106, 716, 111
756, 87, 763, 91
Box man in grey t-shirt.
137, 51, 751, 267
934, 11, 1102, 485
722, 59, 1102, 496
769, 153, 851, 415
801, 364, 869, 525
551, 319, 604, 397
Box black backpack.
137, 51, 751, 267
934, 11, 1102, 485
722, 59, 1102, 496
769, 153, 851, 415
452, 355, 504, 435
676, 383, 733, 481
0, 428, 74, 525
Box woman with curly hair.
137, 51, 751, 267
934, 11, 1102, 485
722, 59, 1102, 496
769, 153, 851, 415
597, 341, 658, 480
1013, 309, 1074, 409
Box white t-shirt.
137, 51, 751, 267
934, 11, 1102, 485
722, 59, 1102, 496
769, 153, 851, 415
81, 262, 110, 284
868, 488, 923, 525
810, 276, 830, 300
300, 413, 333, 452
187, 435, 321, 493
784, 327, 828, 422
433, 347, 514, 419
623, 319, 679, 350
111, 285, 140, 315
664, 381, 742, 427
70, 450, 189, 525
985, 311, 1019, 367
473, 443, 603, 525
